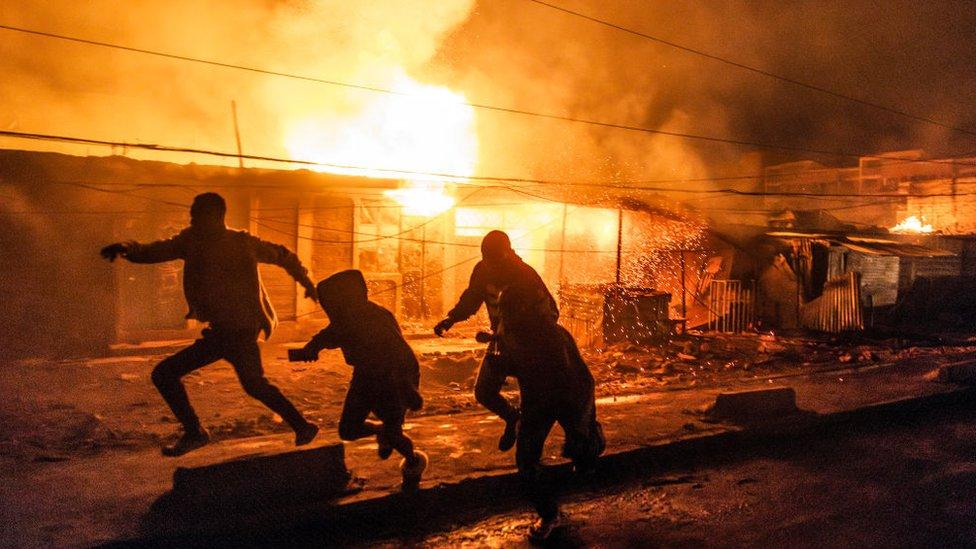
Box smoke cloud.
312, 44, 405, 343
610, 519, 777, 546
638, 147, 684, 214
2, 0, 975, 189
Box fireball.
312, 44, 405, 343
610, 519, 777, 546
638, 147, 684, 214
283, 70, 476, 216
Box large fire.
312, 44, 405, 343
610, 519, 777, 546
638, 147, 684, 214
890, 215, 934, 234
283, 70, 476, 216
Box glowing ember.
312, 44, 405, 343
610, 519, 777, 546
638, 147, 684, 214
890, 215, 934, 234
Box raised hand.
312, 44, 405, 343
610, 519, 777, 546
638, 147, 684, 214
433, 317, 454, 337
100, 242, 129, 262
288, 347, 319, 362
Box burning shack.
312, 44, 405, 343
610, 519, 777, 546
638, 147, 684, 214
699, 150, 976, 335
0, 148, 724, 358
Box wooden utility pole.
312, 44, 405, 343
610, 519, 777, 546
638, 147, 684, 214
615, 208, 623, 284
557, 203, 568, 294
679, 249, 687, 333
231, 100, 244, 168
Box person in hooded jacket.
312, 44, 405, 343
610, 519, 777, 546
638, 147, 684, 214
292, 269, 428, 488
491, 282, 605, 542
100, 192, 319, 457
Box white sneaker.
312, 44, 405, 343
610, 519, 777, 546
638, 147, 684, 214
400, 449, 428, 489
528, 514, 563, 544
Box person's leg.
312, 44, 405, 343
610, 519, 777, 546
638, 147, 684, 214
381, 411, 427, 489
337, 376, 380, 441
558, 396, 603, 473
516, 408, 558, 529
224, 331, 316, 443
475, 351, 520, 450
151, 336, 221, 434
473, 352, 519, 422
381, 417, 418, 468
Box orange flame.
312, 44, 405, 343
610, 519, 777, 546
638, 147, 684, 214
890, 215, 933, 234
283, 70, 475, 216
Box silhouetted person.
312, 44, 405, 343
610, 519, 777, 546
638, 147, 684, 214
492, 283, 605, 542
433, 230, 557, 452
100, 192, 319, 456
292, 269, 428, 488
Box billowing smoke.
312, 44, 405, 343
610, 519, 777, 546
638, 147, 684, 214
429, 0, 976, 185
2, 0, 975, 190
0, 0, 475, 165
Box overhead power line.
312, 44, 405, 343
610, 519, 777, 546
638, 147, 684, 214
3, 24, 976, 165
7, 131, 976, 201
3, 129, 976, 202
525, 0, 976, 139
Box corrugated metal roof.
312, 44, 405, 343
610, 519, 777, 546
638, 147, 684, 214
766, 230, 955, 257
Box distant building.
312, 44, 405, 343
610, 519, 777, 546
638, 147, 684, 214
760, 149, 976, 234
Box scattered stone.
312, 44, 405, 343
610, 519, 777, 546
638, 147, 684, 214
857, 349, 875, 362
650, 363, 675, 376
613, 361, 642, 374
705, 387, 799, 422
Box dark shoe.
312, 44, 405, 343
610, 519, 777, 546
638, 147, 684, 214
294, 422, 319, 446
498, 414, 520, 452
528, 514, 563, 544
376, 431, 393, 460
162, 428, 210, 457
400, 450, 428, 490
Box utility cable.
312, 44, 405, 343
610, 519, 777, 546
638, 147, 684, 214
3, 25, 976, 164
525, 0, 976, 138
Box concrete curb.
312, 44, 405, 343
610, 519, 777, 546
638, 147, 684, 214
108, 385, 976, 547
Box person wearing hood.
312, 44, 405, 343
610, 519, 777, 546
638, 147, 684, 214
492, 282, 605, 542
100, 192, 319, 456
433, 230, 557, 452
292, 269, 427, 488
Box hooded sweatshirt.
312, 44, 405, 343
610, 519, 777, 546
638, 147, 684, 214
306, 270, 422, 410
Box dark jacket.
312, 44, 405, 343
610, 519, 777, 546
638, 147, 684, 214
496, 284, 593, 406
445, 255, 557, 330
124, 226, 313, 338
306, 270, 422, 410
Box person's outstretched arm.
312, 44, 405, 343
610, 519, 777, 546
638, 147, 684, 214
100, 232, 186, 264
249, 234, 317, 299
435, 263, 486, 335
292, 325, 340, 362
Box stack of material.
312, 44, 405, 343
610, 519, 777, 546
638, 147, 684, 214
560, 284, 672, 348
603, 286, 672, 346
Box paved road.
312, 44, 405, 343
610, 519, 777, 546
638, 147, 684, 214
375, 405, 976, 548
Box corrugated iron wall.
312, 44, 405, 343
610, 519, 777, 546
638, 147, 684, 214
707, 280, 756, 333
800, 272, 863, 332
558, 285, 605, 349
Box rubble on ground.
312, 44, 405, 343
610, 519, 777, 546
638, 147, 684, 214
2, 330, 974, 462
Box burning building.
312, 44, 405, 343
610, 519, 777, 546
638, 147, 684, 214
685, 149, 976, 334
0, 148, 725, 358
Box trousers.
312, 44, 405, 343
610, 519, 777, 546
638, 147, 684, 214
150, 327, 306, 432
